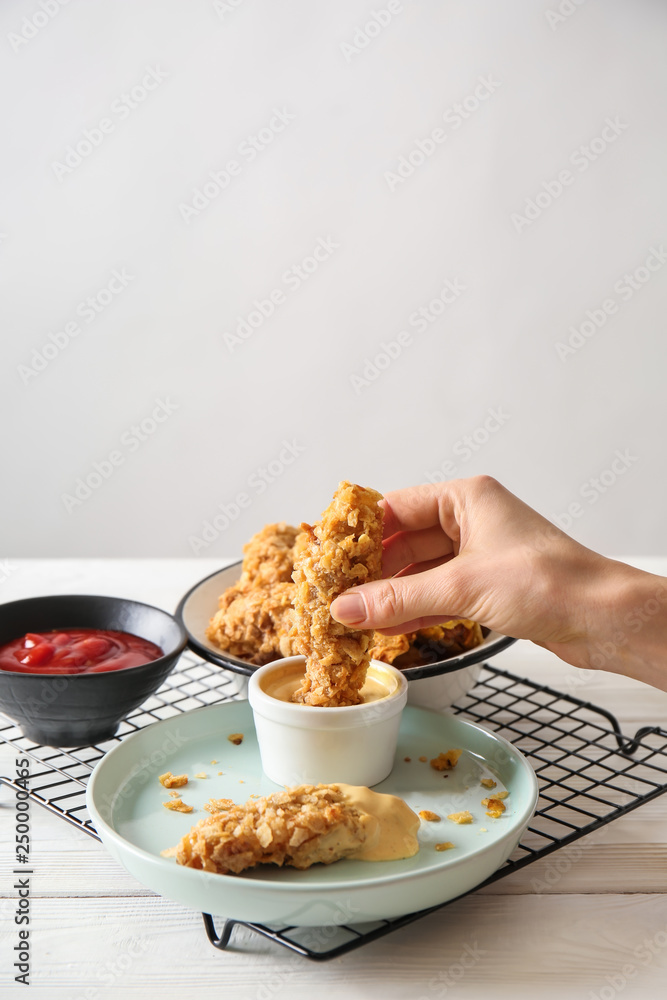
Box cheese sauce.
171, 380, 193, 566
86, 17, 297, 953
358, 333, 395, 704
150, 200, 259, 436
262, 662, 398, 704
336, 783, 420, 861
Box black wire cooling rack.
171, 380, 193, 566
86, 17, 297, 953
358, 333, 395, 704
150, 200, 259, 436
2, 649, 667, 962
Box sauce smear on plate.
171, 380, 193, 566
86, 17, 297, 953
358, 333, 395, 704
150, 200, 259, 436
0, 629, 163, 674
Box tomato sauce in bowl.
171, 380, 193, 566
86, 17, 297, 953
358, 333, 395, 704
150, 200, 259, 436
0, 628, 164, 674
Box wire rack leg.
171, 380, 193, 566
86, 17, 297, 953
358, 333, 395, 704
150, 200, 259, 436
202, 914, 239, 951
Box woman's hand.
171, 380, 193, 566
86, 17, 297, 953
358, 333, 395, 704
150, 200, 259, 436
330, 476, 667, 687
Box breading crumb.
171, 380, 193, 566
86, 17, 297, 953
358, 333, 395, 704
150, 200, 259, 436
430, 749, 462, 771
168, 790, 182, 798
419, 810, 440, 822
482, 797, 506, 818
194, 772, 207, 779
404, 757, 411, 762
418, 756, 427, 763
495, 790, 509, 800
210, 760, 218, 765
435, 842, 455, 851
480, 778, 496, 789
228, 733, 244, 745
159, 771, 188, 788
447, 810, 473, 824
160, 846, 178, 857
163, 799, 193, 813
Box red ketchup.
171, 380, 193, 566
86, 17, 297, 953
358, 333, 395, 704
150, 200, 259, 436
0, 628, 163, 674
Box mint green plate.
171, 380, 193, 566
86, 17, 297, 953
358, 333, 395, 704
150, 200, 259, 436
86, 701, 538, 925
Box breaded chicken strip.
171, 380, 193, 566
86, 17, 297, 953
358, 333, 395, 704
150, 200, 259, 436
174, 784, 372, 874
291, 481, 384, 707
173, 783, 419, 874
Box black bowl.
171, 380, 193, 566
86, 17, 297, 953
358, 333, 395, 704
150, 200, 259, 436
0, 595, 187, 746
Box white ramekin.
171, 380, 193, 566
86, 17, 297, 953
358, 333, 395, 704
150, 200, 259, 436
248, 655, 408, 787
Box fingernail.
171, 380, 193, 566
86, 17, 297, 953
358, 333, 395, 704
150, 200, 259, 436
331, 593, 366, 625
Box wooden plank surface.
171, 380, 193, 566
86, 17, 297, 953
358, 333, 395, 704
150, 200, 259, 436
1, 558, 667, 998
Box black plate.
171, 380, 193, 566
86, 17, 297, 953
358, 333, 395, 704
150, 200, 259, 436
175, 562, 517, 680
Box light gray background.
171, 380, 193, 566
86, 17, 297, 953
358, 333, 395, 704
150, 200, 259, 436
2, 0, 666, 559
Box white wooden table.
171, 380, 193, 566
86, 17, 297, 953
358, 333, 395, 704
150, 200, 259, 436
2, 558, 667, 1000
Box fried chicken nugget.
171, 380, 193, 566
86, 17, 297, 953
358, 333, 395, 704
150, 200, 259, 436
174, 784, 373, 874
291, 481, 384, 707
205, 582, 294, 665
239, 522, 300, 588
370, 620, 484, 668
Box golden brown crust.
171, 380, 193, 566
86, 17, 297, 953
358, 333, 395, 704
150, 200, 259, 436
174, 784, 371, 875
205, 523, 300, 664
370, 620, 484, 668
430, 749, 462, 771
206, 582, 295, 665
158, 772, 188, 788
239, 522, 300, 588
290, 481, 384, 707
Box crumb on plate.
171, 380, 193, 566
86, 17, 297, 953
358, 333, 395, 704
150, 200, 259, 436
447, 810, 473, 824
163, 799, 194, 813
435, 842, 455, 851
430, 749, 462, 771
194, 772, 207, 779
482, 797, 506, 818
480, 778, 496, 789
418, 756, 427, 763
159, 771, 188, 788
419, 810, 440, 822
228, 733, 244, 745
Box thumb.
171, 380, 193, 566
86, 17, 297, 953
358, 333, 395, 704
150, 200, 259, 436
330, 564, 467, 632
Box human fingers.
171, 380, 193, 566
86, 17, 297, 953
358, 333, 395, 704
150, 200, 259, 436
381, 525, 455, 578
371, 614, 466, 635
330, 561, 472, 631
380, 484, 455, 537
